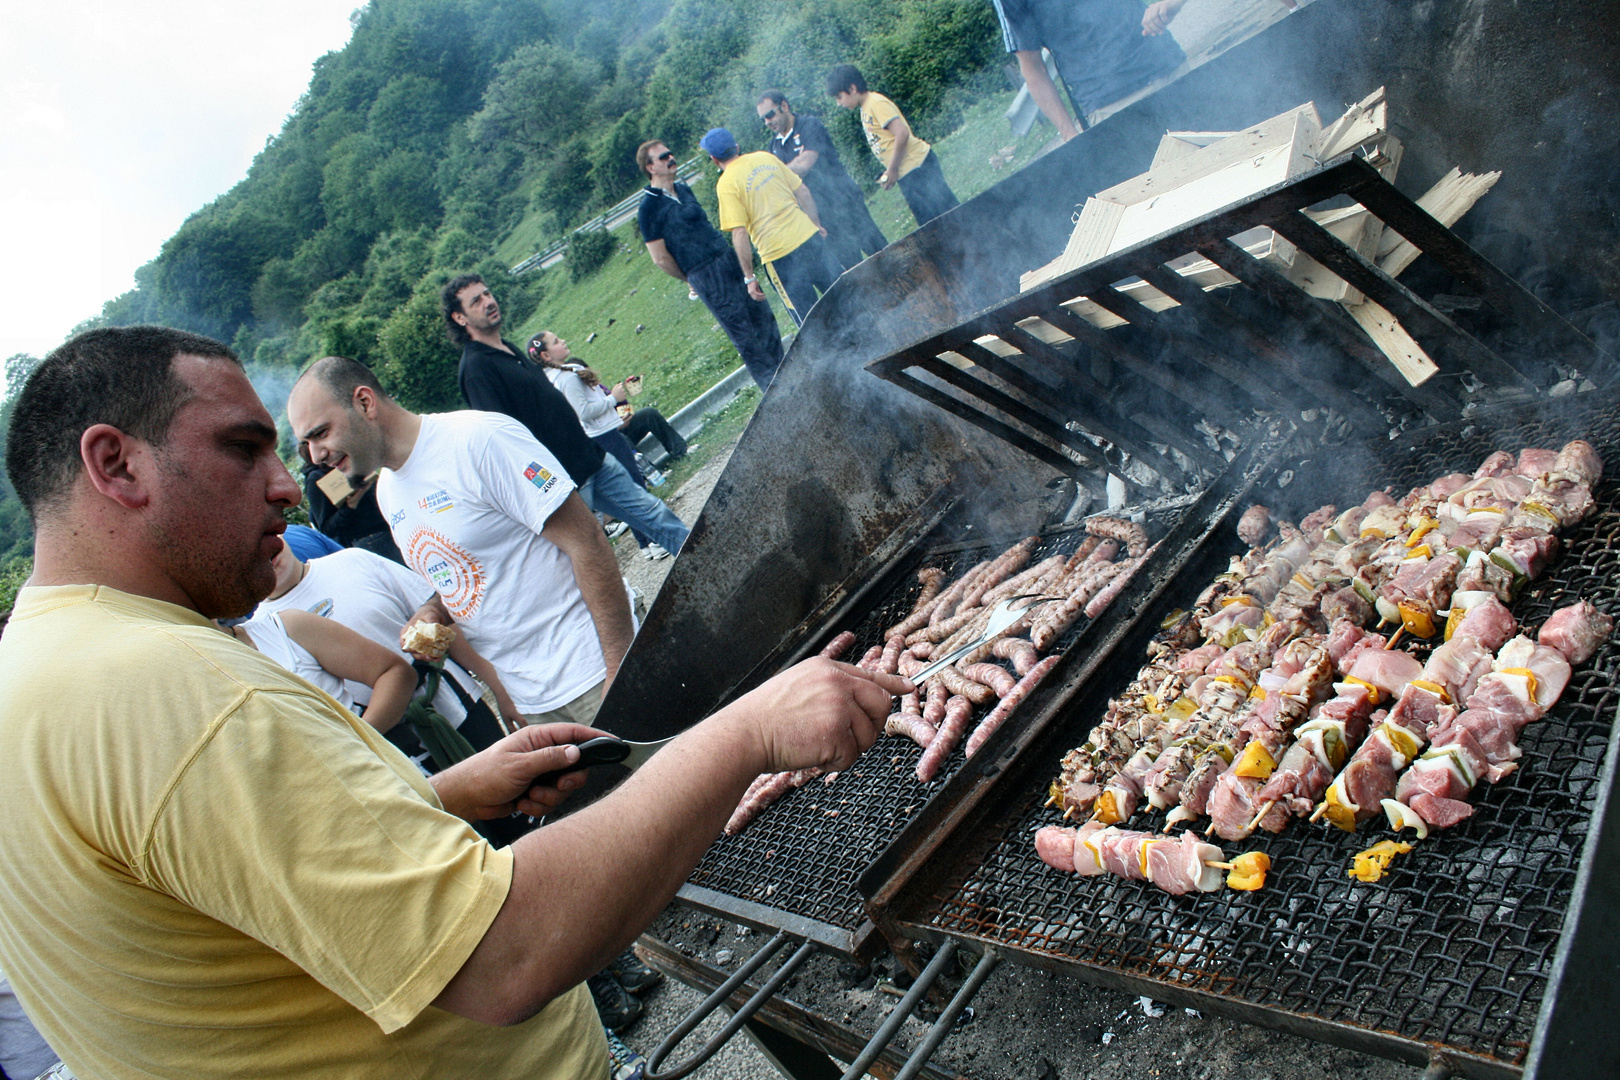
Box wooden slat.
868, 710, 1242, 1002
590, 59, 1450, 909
1198, 238, 1462, 417
1268, 209, 1535, 390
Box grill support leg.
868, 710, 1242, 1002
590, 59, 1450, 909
741, 1017, 845, 1080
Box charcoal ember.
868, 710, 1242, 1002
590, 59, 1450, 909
1036, 1055, 1058, 1080
1080, 1024, 1104, 1044
838, 961, 871, 986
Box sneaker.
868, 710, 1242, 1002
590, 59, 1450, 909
605, 521, 629, 540
606, 1028, 647, 1080
642, 543, 671, 561
608, 948, 664, 995
588, 971, 643, 1033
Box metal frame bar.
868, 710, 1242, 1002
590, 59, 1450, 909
867, 156, 1606, 475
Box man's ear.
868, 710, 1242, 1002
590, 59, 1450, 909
352, 385, 377, 418
80, 424, 152, 510
451, 309, 468, 328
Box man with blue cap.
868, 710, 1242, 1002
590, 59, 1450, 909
702, 127, 842, 328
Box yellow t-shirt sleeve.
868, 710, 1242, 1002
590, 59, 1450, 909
716, 175, 745, 233
866, 94, 901, 131
138, 688, 513, 1034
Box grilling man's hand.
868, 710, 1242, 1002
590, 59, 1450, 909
430, 723, 608, 820
730, 658, 912, 774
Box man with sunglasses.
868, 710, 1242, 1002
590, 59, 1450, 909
757, 90, 888, 272
636, 139, 784, 390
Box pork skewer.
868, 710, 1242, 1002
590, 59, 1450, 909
1035, 821, 1271, 895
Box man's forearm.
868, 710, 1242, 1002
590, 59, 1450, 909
731, 228, 755, 280
448, 632, 523, 729
795, 185, 822, 229
1017, 50, 1079, 140
574, 543, 634, 686
887, 131, 909, 181
645, 243, 686, 282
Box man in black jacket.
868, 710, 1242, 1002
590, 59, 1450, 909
636, 139, 783, 390
442, 275, 690, 558
757, 91, 888, 271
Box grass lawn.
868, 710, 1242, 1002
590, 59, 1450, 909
499, 88, 1059, 470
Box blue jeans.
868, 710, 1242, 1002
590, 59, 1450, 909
578, 455, 689, 554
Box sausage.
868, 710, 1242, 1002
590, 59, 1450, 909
879, 634, 906, 675
819, 631, 856, 661
1086, 516, 1150, 558
959, 662, 1017, 697
855, 645, 884, 672
885, 567, 948, 639
922, 679, 948, 728
964, 655, 1061, 757
929, 559, 992, 628
886, 712, 938, 748
991, 636, 1040, 675
916, 695, 973, 782
938, 663, 996, 705
1030, 562, 1125, 651
1083, 543, 1158, 620
961, 536, 1039, 610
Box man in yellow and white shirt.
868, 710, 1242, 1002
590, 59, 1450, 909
0, 325, 907, 1079
827, 63, 959, 228
704, 126, 843, 327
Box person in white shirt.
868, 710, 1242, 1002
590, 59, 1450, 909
525, 331, 672, 561
253, 540, 527, 760
232, 607, 416, 735
287, 355, 636, 726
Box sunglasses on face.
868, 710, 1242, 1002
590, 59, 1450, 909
656, 151, 676, 163
760, 108, 778, 122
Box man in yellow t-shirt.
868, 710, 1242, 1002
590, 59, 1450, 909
703, 127, 842, 327
826, 63, 959, 228
0, 325, 907, 1079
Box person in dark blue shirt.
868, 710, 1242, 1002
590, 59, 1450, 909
757, 91, 888, 271
636, 139, 784, 391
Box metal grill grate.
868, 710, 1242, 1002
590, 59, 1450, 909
687, 509, 1189, 936
908, 393, 1620, 1072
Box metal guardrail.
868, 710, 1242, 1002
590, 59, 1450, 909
510, 155, 708, 275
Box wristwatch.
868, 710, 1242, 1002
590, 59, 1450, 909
743, 275, 756, 284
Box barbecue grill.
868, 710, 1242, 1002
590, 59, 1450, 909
591, 2, 1620, 1076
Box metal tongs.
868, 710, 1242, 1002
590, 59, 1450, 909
907, 594, 1054, 687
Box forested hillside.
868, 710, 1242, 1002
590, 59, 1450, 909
1, 0, 1008, 601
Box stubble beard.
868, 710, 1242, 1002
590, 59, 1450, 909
149, 455, 278, 620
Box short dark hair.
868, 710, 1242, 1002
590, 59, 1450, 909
5, 326, 238, 521
759, 89, 787, 107
441, 273, 485, 345
826, 64, 866, 96
299, 355, 389, 409
635, 139, 667, 175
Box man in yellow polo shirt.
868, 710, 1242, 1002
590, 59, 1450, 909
704, 127, 843, 327
0, 325, 906, 1079
827, 63, 959, 228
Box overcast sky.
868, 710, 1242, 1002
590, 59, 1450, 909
0, 0, 360, 381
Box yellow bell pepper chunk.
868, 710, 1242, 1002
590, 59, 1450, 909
1047, 780, 1066, 809
1226, 851, 1271, 891
1444, 605, 1465, 642
1092, 789, 1123, 825
1499, 667, 1539, 701
1322, 782, 1359, 832
1348, 840, 1413, 883
1232, 741, 1277, 780
1361, 526, 1388, 540
1381, 721, 1422, 761
1138, 839, 1160, 878
1212, 674, 1252, 690
1165, 696, 1199, 722
1219, 594, 1257, 608
1402, 544, 1433, 562
1249, 684, 1268, 700
1408, 679, 1451, 703
1398, 600, 1437, 638
1143, 693, 1161, 715
1405, 519, 1438, 547
1342, 675, 1382, 705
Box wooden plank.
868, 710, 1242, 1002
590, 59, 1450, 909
1198, 237, 1461, 416
1315, 86, 1388, 160
1375, 167, 1501, 277
1345, 300, 1440, 386
1267, 209, 1535, 389
1095, 103, 1322, 205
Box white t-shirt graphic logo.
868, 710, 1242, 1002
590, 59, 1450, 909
405, 527, 486, 619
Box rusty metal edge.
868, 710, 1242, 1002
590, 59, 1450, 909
675, 882, 881, 959
634, 933, 971, 1080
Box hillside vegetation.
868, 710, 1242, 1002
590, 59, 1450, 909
2, 0, 1038, 598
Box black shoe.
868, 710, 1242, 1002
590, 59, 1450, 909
588, 971, 644, 1033
609, 948, 664, 995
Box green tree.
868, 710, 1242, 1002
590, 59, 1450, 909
377, 288, 461, 412
468, 41, 599, 154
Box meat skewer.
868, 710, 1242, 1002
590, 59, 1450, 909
1035, 821, 1270, 895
